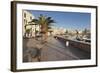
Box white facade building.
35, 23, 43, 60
22, 10, 40, 38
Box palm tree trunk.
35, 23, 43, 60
44, 25, 48, 42
44, 32, 48, 42
40, 25, 44, 43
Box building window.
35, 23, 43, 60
30, 16, 32, 20
24, 13, 26, 18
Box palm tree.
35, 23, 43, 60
44, 16, 55, 42
75, 30, 79, 40
31, 14, 55, 42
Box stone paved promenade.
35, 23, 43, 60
23, 36, 90, 62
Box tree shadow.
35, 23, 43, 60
23, 37, 43, 62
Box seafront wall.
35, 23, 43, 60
56, 36, 91, 53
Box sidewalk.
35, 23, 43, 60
23, 36, 90, 62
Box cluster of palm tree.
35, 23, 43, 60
25, 14, 55, 43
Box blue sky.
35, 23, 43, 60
26, 10, 91, 31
